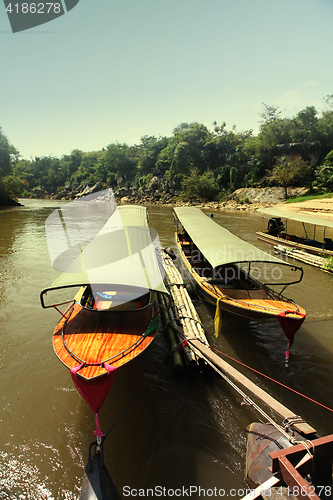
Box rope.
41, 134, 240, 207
210, 346, 333, 414
194, 351, 294, 443
298, 440, 315, 470
176, 314, 205, 329
283, 415, 306, 431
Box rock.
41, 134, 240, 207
115, 187, 131, 198
0, 196, 22, 206
146, 176, 161, 193
120, 196, 131, 203
32, 187, 48, 199
75, 180, 104, 198
272, 141, 321, 167
230, 187, 308, 205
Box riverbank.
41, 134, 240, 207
17, 185, 333, 222
116, 187, 310, 212
272, 198, 333, 221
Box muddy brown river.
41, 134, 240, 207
0, 199, 333, 499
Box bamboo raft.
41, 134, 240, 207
159, 250, 210, 374
274, 244, 332, 273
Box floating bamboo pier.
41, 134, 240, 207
160, 250, 210, 374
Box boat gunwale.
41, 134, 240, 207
256, 230, 333, 257
40, 283, 168, 310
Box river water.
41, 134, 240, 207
0, 199, 333, 499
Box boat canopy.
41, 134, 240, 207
257, 208, 333, 229
173, 207, 298, 269
43, 204, 168, 295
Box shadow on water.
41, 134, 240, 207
196, 299, 333, 439
76, 323, 255, 497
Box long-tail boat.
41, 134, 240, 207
256, 208, 333, 257
173, 207, 306, 362
41, 200, 168, 454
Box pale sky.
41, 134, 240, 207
1, 0, 333, 160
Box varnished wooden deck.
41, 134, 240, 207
53, 302, 159, 380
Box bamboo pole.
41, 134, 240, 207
178, 285, 208, 345
275, 246, 329, 271
162, 251, 202, 366
188, 338, 316, 436
163, 251, 209, 351
167, 292, 197, 366
158, 293, 185, 375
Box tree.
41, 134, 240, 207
181, 169, 218, 201
137, 135, 168, 174
0, 127, 20, 204
0, 127, 18, 177
271, 157, 312, 198
259, 103, 282, 126
156, 122, 211, 177
290, 106, 318, 143
105, 143, 137, 184
314, 150, 333, 191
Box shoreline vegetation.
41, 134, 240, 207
1, 101, 333, 209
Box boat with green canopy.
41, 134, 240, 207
256, 207, 333, 257
173, 207, 306, 362
41, 199, 168, 447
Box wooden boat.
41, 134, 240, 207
245, 422, 333, 500
41, 204, 168, 436
173, 207, 306, 360
256, 208, 333, 258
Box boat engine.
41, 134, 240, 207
80, 442, 121, 500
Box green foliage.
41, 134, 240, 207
313, 149, 333, 191
105, 143, 137, 182
2, 98, 333, 204
1, 175, 25, 198
324, 150, 333, 165
0, 127, 20, 203
0, 127, 19, 178
285, 191, 332, 204
314, 166, 333, 191
138, 136, 168, 174
136, 173, 153, 188
181, 169, 218, 201
324, 256, 333, 273
271, 157, 312, 198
